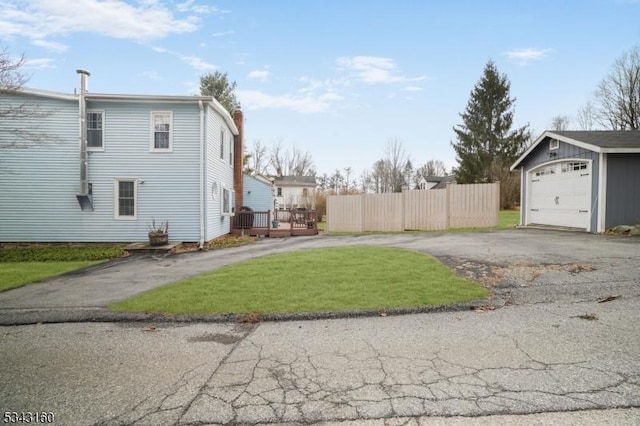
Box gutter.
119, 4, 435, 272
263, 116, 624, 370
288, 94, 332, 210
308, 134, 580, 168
198, 100, 205, 250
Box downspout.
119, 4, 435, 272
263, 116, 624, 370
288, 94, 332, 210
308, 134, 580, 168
198, 100, 205, 250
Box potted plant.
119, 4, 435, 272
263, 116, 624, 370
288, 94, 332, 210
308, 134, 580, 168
148, 219, 169, 246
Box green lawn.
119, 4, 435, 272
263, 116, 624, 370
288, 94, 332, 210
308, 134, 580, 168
110, 246, 488, 315
0, 245, 125, 292
499, 210, 520, 229
0, 261, 100, 292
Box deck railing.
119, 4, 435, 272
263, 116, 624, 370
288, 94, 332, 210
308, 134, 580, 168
233, 209, 318, 234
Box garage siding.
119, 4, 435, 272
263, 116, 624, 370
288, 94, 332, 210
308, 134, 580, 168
605, 154, 640, 228
520, 138, 599, 231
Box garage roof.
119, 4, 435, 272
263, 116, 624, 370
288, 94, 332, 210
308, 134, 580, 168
511, 130, 640, 170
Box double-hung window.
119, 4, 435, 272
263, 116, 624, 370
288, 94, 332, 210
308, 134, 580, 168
151, 111, 172, 152
87, 110, 104, 150
221, 186, 234, 216
115, 179, 137, 219
228, 133, 233, 165
220, 129, 225, 160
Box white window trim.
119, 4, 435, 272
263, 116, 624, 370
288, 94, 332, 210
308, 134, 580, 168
550, 139, 559, 150
150, 111, 173, 153
87, 109, 105, 152
114, 178, 138, 220
229, 132, 234, 166
220, 128, 225, 161
221, 185, 235, 216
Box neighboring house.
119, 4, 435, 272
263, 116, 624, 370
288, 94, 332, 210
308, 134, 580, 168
416, 175, 456, 190
242, 173, 274, 212
511, 130, 640, 232
273, 175, 317, 209
0, 70, 244, 245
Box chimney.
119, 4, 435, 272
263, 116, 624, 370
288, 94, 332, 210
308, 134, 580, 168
75, 69, 93, 211
233, 109, 244, 212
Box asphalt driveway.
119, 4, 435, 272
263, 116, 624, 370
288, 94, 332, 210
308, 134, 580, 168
1, 229, 640, 424
0, 229, 638, 324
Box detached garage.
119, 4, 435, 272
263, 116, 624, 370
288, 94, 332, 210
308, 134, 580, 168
511, 131, 640, 232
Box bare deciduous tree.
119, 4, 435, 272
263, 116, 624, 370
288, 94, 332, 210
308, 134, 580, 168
576, 102, 597, 130
595, 45, 640, 130
249, 139, 268, 174
1, 48, 56, 149
550, 115, 571, 131
268, 140, 316, 177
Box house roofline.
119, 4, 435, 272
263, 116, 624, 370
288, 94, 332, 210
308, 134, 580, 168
510, 131, 640, 171
17, 87, 77, 101
15, 88, 238, 135
86, 93, 238, 135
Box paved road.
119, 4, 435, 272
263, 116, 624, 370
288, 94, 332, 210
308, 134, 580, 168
1, 229, 639, 424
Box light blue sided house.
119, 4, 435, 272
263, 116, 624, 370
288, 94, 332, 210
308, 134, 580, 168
0, 70, 244, 246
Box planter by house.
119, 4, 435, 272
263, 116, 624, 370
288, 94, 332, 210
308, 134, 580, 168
148, 220, 169, 246
148, 232, 168, 246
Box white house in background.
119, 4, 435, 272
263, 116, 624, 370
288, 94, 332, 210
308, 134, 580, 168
416, 175, 456, 190
273, 175, 317, 209
0, 70, 245, 246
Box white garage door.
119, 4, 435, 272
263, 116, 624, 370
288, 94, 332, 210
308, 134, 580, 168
528, 161, 591, 229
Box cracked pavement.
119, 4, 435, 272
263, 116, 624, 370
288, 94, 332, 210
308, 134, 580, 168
1, 229, 639, 424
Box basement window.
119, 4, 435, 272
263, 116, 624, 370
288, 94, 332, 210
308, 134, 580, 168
115, 179, 137, 219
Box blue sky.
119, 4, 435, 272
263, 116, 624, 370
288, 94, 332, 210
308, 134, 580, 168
2, 0, 639, 180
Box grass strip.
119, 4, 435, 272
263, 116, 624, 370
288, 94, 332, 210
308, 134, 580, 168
110, 246, 488, 315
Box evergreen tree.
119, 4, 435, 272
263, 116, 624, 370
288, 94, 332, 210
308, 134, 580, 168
452, 61, 529, 185
199, 71, 240, 114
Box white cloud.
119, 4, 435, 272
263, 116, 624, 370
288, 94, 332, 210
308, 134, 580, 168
212, 30, 235, 37
152, 46, 217, 72
504, 48, 551, 65
176, 0, 224, 14
24, 58, 56, 69
337, 56, 427, 84
181, 55, 217, 72
248, 69, 270, 81
0, 0, 200, 49
238, 89, 343, 114
31, 39, 68, 52
402, 86, 423, 92
139, 71, 162, 80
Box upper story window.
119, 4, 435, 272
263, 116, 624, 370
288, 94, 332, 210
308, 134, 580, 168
302, 188, 308, 197
550, 139, 559, 150
87, 110, 103, 151
150, 111, 172, 152
229, 133, 233, 165
220, 128, 225, 160
277, 187, 282, 196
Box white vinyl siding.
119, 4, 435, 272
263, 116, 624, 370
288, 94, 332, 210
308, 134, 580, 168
0, 95, 212, 243
150, 111, 172, 152
115, 179, 137, 219
205, 104, 236, 240
87, 110, 104, 151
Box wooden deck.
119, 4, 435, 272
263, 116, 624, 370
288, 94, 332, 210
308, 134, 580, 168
231, 209, 319, 238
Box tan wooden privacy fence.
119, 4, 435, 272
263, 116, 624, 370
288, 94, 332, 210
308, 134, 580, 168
327, 183, 500, 232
